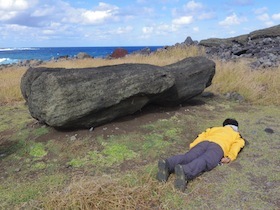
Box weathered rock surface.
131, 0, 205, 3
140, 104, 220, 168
21, 56, 215, 129
131, 47, 151, 56
17, 59, 44, 67
156, 56, 215, 106
198, 24, 280, 68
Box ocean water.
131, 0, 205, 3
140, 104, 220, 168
0, 46, 163, 65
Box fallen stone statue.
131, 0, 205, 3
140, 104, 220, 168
20, 56, 215, 129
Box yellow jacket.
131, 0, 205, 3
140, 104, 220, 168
189, 126, 245, 161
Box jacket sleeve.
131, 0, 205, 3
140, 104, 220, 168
189, 128, 211, 149
227, 135, 245, 161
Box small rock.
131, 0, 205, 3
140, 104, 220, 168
266, 182, 273, 187
264, 128, 274, 134
89, 127, 94, 132
70, 135, 77, 141
224, 92, 244, 102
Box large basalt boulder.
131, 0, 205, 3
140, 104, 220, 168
21, 56, 215, 129
155, 56, 215, 106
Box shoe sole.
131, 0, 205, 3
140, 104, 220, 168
174, 165, 186, 192
156, 160, 169, 182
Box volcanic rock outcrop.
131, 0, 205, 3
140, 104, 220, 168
21, 56, 215, 129
199, 24, 280, 69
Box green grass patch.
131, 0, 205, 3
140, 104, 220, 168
102, 143, 138, 164
32, 126, 49, 137
142, 133, 172, 157
67, 142, 138, 168
0, 103, 33, 132
29, 142, 48, 158
0, 174, 67, 207
31, 162, 47, 170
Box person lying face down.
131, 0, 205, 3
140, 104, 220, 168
156, 118, 245, 192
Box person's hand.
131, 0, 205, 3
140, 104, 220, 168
221, 157, 231, 164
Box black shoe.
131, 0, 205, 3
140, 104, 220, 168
174, 165, 187, 192
156, 159, 170, 182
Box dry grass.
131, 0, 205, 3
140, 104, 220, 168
207, 59, 280, 105
40, 45, 206, 68
27, 171, 173, 210
0, 66, 27, 104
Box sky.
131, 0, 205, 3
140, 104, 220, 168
0, 0, 279, 47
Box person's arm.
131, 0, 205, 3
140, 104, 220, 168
226, 135, 245, 161
189, 128, 211, 149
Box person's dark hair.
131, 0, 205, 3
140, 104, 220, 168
223, 118, 238, 127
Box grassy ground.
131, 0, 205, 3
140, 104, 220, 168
0, 46, 280, 209
0, 96, 279, 209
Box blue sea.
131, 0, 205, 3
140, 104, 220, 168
0, 46, 163, 65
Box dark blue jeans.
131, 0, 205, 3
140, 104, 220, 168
167, 141, 223, 179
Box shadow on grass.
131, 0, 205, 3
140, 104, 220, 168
0, 138, 24, 160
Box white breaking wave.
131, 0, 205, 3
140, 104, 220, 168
0, 58, 18, 64
0, 47, 39, 51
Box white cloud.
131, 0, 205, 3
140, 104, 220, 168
42, 29, 55, 35
143, 7, 154, 15
197, 12, 215, 20
193, 26, 199, 32
137, 0, 147, 3
31, 6, 56, 17
272, 13, 280, 20
80, 2, 119, 25
64, 2, 120, 25
157, 24, 176, 33
0, 11, 17, 21
142, 26, 154, 34
97, 2, 119, 11
231, 0, 253, 6
0, 0, 38, 22
116, 26, 133, 34
50, 22, 61, 28
142, 23, 178, 37
0, 0, 29, 11
253, 7, 268, 15
184, 0, 203, 11
219, 13, 247, 26
81, 10, 112, 24
257, 13, 270, 21
265, 21, 274, 27
172, 16, 193, 25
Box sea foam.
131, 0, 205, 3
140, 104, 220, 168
0, 58, 18, 65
